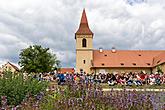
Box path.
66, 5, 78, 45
103, 88, 165, 92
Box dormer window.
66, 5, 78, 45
157, 60, 161, 64
104, 54, 107, 57
133, 63, 136, 66
120, 63, 124, 66
147, 63, 150, 66
102, 63, 105, 66
82, 38, 87, 47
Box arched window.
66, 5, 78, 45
82, 38, 87, 47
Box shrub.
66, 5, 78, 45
0, 71, 48, 106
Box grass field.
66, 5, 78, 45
49, 81, 165, 90
101, 83, 165, 89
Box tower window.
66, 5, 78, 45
83, 60, 86, 64
82, 38, 87, 47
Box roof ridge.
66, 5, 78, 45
93, 49, 165, 51
8, 62, 19, 71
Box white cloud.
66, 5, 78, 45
0, 59, 7, 68
0, 0, 165, 67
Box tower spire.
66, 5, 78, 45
75, 9, 93, 36
80, 9, 88, 24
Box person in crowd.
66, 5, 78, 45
57, 73, 65, 85
108, 73, 117, 86
32, 70, 165, 86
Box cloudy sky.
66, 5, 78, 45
0, 0, 165, 68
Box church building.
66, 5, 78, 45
75, 9, 165, 74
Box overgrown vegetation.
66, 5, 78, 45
0, 71, 48, 106
37, 81, 165, 110
157, 65, 163, 74
1, 75, 164, 110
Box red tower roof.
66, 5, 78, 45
75, 9, 93, 36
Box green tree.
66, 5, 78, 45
156, 65, 163, 74
19, 45, 60, 74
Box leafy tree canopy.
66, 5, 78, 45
19, 45, 61, 73
156, 65, 163, 74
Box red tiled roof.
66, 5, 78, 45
153, 52, 165, 67
75, 9, 93, 35
58, 68, 75, 74
92, 50, 165, 68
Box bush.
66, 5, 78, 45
0, 71, 48, 106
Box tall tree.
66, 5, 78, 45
19, 45, 60, 73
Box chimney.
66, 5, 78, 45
99, 47, 103, 53
112, 47, 116, 53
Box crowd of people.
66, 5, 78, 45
54, 71, 165, 86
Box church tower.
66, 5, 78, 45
75, 9, 93, 74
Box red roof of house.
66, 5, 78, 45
75, 9, 93, 35
8, 62, 19, 71
92, 50, 165, 68
153, 52, 165, 67
58, 68, 75, 74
